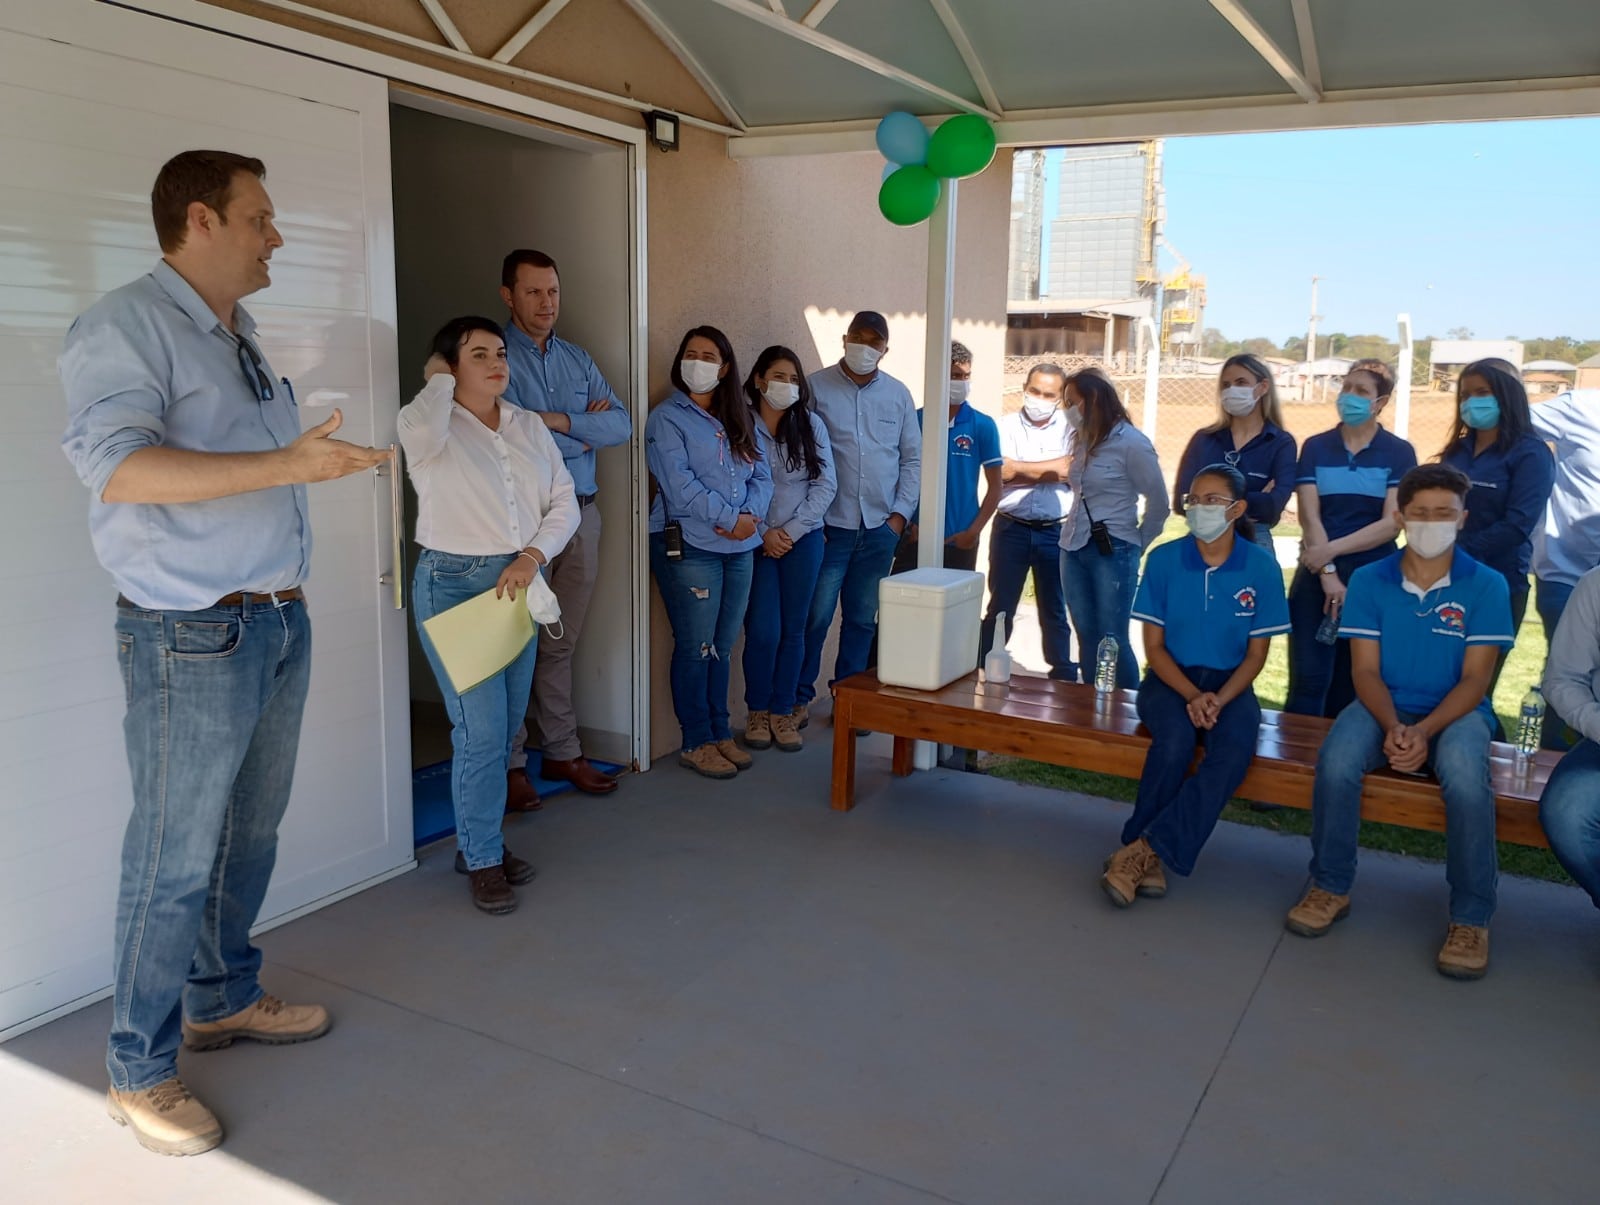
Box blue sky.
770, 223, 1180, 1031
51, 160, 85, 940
1038, 118, 1600, 343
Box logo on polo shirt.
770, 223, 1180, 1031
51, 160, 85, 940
1232, 585, 1257, 617
1431, 601, 1467, 638
953, 433, 974, 454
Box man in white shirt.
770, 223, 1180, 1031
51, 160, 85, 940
978, 364, 1077, 680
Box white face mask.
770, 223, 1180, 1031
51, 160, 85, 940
762, 380, 800, 410
1063, 405, 1083, 431
843, 342, 884, 374
523, 568, 564, 640
1405, 520, 1459, 560
1022, 397, 1058, 422
1185, 504, 1233, 544
680, 358, 721, 395
1220, 385, 1259, 417
948, 380, 970, 404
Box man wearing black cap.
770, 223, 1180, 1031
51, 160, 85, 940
794, 311, 921, 726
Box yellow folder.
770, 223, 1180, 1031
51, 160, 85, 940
420, 585, 535, 695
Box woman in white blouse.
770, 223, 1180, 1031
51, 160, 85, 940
399, 316, 579, 916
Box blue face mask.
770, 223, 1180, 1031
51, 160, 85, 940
1460, 394, 1501, 431
1336, 392, 1373, 425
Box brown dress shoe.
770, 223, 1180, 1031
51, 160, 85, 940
455, 845, 536, 885
542, 755, 619, 795
468, 864, 518, 914
504, 768, 542, 813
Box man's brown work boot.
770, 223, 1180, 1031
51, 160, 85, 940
1285, 887, 1351, 937
107, 1078, 223, 1156
1101, 838, 1163, 908
1436, 923, 1490, 980
183, 993, 331, 1052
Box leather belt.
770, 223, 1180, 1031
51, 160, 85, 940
999, 513, 1065, 531
117, 587, 305, 610
577, 493, 597, 508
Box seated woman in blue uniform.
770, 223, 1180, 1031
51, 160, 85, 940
1100, 463, 1290, 906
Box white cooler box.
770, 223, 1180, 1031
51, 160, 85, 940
877, 568, 985, 690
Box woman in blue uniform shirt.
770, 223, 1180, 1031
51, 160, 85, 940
646, 326, 773, 780
1439, 358, 1554, 709
1173, 354, 1297, 551
1101, 464, 1290, 906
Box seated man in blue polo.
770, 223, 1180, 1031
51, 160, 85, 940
891, 341, 1001, 572
1286, 464, 1514, 980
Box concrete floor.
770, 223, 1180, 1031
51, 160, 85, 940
7, 732, 1600, 1204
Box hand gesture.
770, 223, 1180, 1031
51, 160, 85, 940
948, 528, 979, 551
495, 551, 543, 601
716, 513, 759, 541
586, 398, 613, 412
284, 410, 391, 483
761, 529, 792, 558
1187, 692, 1221, 730
1385, 724, 1429, 774
1319, 573, 1346, 614
423, 355, 451, 381
1300, 541, 1332, 572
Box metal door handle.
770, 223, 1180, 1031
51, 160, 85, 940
377, 447, 404, 610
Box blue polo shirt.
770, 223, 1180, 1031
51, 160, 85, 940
1131, 535, 1290, 670
1440, 432, 1554, 590
913, 402, 1001, 536
1338, 547, 1515, 720
1295, 426, 1417, 575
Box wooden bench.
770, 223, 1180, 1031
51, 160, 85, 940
830, 670, 1557, 847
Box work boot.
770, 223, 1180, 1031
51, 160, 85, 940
455, 845, 536, 885
1101, 838, 1162, 908
792, 703, 810, 730
107, 1078, 222, 1156
1436, 923, 1490, 980
183, 993, 331, 1052
468, 864, 517, 914
771, 711, 804, 753
715, 739, 754, 771
504, 767, 542, 813
680, 743, 737, 779
1285, 887, 1352, 937
744, 710, 772, 749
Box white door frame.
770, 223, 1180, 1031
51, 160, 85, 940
107, 0, 655, 769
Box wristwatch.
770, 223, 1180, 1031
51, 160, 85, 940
1320, 563, 1338, 576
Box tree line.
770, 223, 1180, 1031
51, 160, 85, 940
1199, 329, 1599, 385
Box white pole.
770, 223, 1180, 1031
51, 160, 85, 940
913, 179, 958, 773
1141, 314, 1160, 433
1395, 312, 1414, 440
1307, 274, 1320, 362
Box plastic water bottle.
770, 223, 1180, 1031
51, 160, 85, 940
1315, 608, 1341, 645
1515, 685, 1544, 770
1094, 636, 1118, 696
984, 611, 1012, 684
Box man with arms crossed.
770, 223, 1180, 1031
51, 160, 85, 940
499, 249, 631, 799
60, 150, 389, 1155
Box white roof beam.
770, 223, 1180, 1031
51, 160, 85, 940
415, 0, 472, 55
926, 0, 1001, 114
1208, 0, 1320, 103
800, 0, 841, 27
765, 0, 788, 14
492, 0, 575, 64
1290, 0, 1323, 95
619, 0, 748, 130
705, 0, 999, 118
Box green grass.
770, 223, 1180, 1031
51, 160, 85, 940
989, 520, 1570, 884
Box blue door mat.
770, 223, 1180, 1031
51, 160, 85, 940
413, 753, 624, 848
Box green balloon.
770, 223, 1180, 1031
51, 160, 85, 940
878, 165, 942, 226
926, 113, 998, 179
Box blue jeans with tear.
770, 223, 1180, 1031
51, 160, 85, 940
1309, 701, 1498, 925
652, 535, 754, 750
108, 596, 311, 1092
413, 550, 538, 872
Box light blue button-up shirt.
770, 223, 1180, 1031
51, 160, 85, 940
502, 323, 630, 497
645, 391, 773, 554
807, 362, 920, 529
59, 260, 311, 611
761, 409, 837, 541
1059, 419, 1169, 553
1531, 390, 1600, 588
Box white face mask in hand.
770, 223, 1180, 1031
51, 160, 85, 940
525, 570, 564, 640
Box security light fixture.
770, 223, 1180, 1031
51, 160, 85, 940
645, 109, 680, 152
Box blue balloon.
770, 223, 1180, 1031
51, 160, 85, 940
876, 111, 929, 167
881, 161, 898, 183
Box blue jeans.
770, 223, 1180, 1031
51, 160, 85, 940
651, 536, 754, 749
980, 515, 1076, 680
1124, 666, 1260, 875
743, 529, 825, 714
1309, 702, 1499, 926
798, 522, 901, 704
1539, 738, 1600, 907
1537, 577, 1577, 749
1061, 538, 1140, 688
108, 597, 312, 1092
413, 551, 537, 872
1285, 567, 1355, 718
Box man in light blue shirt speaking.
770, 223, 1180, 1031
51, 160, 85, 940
797, 311, 920, 724
60, 151, 389, 1156
499, 250, 632, 798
